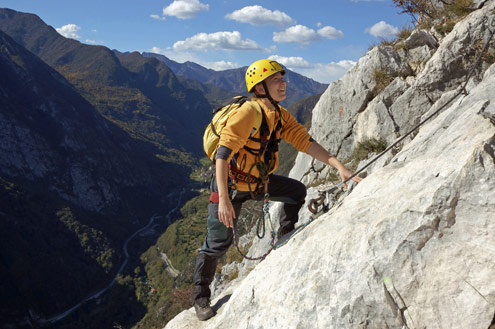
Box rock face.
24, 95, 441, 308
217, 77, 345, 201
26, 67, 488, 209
165, 2, 495, 329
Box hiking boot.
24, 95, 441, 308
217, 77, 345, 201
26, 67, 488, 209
194, 297, 214, 321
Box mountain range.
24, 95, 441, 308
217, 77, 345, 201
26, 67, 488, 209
142, 52, 328, 107
0, 8, 213, 163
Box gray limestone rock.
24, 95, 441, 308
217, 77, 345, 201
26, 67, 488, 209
404, 29, 438, 50
166, 61, 495, 329
291, 0, 495, 186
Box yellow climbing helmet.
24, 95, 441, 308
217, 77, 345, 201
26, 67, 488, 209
245, 59, 285, 93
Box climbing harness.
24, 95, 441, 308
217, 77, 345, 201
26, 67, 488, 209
230, 108, 281, 261
230, 133, 279, 260
308, 17, 495, 215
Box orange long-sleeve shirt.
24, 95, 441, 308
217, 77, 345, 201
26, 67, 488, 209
218, 97, 313, 191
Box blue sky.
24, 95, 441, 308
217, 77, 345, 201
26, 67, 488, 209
2, 0, 413, 83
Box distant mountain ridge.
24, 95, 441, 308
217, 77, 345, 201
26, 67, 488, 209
0, 8, 215, 162
142, 52, 329, 106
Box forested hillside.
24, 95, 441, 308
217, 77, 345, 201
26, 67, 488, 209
0, 8, 214, 164
0, 27, 194, 327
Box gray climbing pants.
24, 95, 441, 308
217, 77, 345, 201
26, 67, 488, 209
192, 174, 306, 302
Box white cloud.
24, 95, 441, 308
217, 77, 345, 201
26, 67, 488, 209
290, 59, 356, 84
149, 47, 240, 71
225, 5, 295, 28
150, 46, 166, 54
150, 14, 166, 21
317, 26, 344, 39
56, 24, 81, 40
162, 0, 209, 19
266, 55, 355, 83
150, 46, 200, 63
85, 39, 104, 45
273, 25, 320, 45
205, 61, 240, 71
268, 55, 311, 68
173, 31, 265, 51
365, 21, 400, 38
309, 60, 356, 83
272, 24, 343, 45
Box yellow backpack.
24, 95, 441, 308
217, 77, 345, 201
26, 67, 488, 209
203, 96, 263, 161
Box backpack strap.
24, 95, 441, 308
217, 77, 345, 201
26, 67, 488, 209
245, 100, 264, 139
242, 100, 282, 157
243, 100, 269, 156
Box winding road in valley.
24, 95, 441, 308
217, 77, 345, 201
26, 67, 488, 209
41, 189, 185, 324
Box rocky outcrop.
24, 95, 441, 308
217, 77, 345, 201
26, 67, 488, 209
291, 0, 495, 185
165, 1, 495, 328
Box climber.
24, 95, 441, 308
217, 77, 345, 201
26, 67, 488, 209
192, 59, 362, 321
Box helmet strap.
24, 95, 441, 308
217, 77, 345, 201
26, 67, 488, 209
256, 81, 281, 116
261, 81, 282, 112
253, 81, 282, 113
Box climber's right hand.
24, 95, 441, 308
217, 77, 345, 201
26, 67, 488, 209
218, 196, 235, 228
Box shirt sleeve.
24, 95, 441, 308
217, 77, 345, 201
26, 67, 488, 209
215, 145, 232, 160
279, 108, 314, 153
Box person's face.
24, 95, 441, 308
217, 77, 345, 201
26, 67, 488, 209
257, 72, 286, 102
